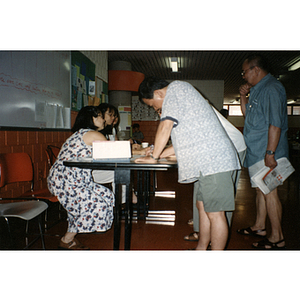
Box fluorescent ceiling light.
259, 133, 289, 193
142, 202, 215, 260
170, 57, 178, 72
288, 60, 300, 71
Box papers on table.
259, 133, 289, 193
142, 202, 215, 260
92, 140, 131, 160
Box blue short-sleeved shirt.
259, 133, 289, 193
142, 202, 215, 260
243, 73, 289, 167
161, 81, 240, 183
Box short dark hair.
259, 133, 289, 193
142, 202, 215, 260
132, 123, 140, 129
138, 76, 169, 103
245, 53, 271, 73
220, 108, 229, 118
71, 106, 101, 133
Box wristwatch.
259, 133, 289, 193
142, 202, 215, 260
150, 154, 159, 160
266, 150, 275, 155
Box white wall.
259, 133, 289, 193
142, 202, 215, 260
187, 80, 224, 111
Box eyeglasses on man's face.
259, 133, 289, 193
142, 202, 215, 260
241, 65, 257, 76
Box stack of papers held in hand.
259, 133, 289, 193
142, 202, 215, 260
251, 157, 295, 195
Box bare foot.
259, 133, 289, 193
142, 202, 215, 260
132, 191, 137, 204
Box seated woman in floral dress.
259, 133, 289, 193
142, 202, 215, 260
47, 106, 115, 250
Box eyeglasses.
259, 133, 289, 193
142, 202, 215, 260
241, 66, 256, 76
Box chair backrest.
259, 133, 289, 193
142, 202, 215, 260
45, 145, 60, 167
0, 153, 34, 188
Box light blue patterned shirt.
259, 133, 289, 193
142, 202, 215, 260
161, 81, 240, 183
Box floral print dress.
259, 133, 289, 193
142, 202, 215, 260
47, 128, 115, 233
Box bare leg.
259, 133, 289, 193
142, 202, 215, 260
250, 188, 267, 235
195, 201, 228, 250
253, 188, 285, 248
132, 190, 137, 204
266, 188, 284, 242
195, 200, 211, 250
207, 211, 228, 250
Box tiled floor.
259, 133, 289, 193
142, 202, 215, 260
1, 167, 299, 251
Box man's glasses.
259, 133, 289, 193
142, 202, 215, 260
241, 65, 256, 76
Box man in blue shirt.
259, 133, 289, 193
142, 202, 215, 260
237, 54, 288, 249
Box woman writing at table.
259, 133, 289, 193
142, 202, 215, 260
47, 106, 115, 250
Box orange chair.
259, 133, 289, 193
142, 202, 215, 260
0, 154, 49, 249
0, 152, 59, 230
45, 145, 60, 168
45, 145, 65, 222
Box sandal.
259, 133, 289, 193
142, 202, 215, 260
184, 232, 199, 242
252, 238, 286, 250
58, 238, 89, 250
237, 227, 266, 238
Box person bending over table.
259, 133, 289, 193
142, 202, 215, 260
135, 77, 241, 250
47, 106, 115, 250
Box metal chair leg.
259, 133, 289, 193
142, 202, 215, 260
38, 214, 46, 250
25, 220, 29, 247
4, 217, 14, 249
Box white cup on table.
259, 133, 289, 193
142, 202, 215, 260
142, 142, 149, 148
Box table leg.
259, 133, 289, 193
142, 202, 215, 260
114, 169, 132, 250
113, 182, 121, 250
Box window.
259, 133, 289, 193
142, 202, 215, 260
226, 105, 243, 116
293, 106, 300, 115
225, 104, 300, 116
287, 105, 300, 115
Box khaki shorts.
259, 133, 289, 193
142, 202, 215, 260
194, 171, 235, 212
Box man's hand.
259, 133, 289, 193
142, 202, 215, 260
265, 154, 277, 169
134, 155, 157, 164
239, 83, 252, 117
239, 83, 251, 96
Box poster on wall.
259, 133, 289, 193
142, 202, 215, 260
118, 106, 131, 131
131, 95, 159, 121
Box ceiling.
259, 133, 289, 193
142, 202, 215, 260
108, 50, 300, 104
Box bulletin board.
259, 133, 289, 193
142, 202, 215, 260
71, 51, 95, 111
71, 51, 109, 110
0, 51, 71, 129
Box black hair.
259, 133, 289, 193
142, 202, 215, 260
245, 53, 272, 73
132, 123, 140, 129
98, 103, 115, 117
220, 108, 229, 119
138, 76, 170, 103
98, 103, 119, 136
71, 106, 101, 133
111, 105, 120, 130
